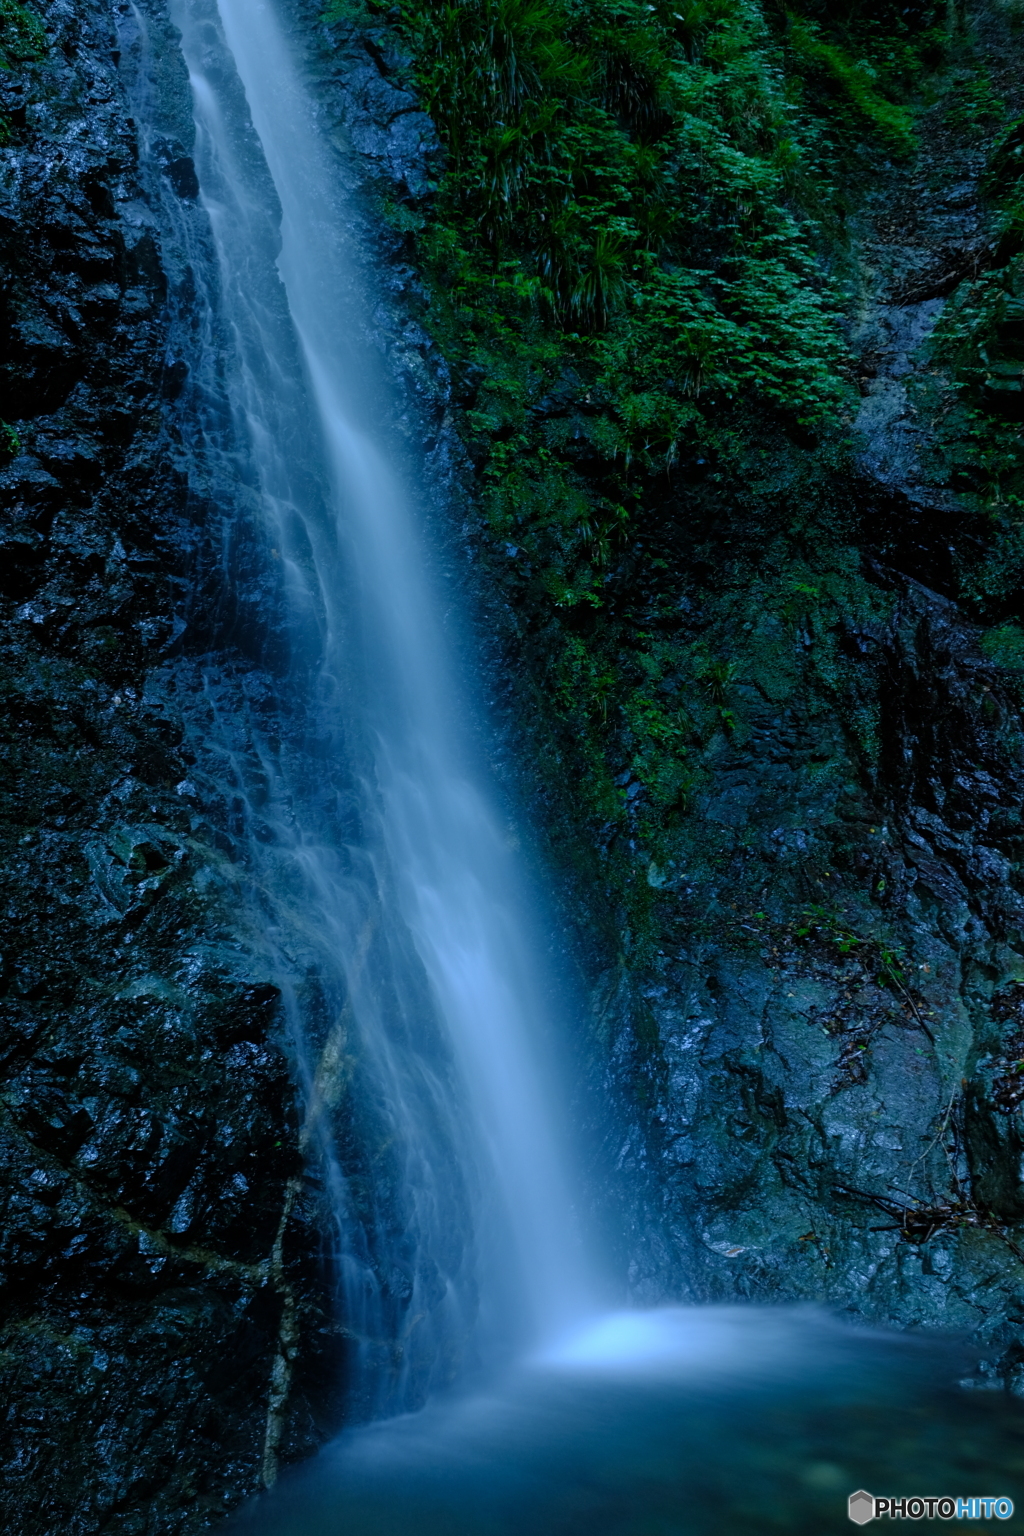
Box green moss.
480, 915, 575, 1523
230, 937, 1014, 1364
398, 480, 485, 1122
981, 623, 1024, 670
0, 0, 44, 67
784, 17, 916, 157
919, 109, 1024, 612
0, 0, 45, 143
323, 0, 951, 934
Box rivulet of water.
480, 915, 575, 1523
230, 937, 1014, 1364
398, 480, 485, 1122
154, 0, 591, 1423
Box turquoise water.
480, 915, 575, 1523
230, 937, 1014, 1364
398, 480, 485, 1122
226, 1309, 1024, 1535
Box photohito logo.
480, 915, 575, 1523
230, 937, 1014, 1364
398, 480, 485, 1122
848, 1492, 1015, 1523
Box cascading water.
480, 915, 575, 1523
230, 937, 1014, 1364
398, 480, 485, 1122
160, 0, 592, 1416
118, 1, 1024, 1529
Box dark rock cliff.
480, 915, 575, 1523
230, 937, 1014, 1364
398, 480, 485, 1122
611, 18, 1024, 1374
0, 1, 494, 1527
0, 3, 343, 1529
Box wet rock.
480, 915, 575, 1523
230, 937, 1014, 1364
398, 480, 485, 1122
0, 2, 339, 1530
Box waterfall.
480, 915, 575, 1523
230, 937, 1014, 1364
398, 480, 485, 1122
162, 0, 592, 1414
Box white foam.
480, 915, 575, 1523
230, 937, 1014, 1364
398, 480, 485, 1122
534, 1306, 808, 1378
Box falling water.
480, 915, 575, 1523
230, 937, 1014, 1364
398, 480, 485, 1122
115, 1, 1024, 1529
158, 0, 592, 1411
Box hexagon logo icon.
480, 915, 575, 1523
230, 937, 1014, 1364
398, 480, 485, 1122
848, 1490, 875, 1525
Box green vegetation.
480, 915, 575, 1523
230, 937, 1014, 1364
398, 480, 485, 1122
322, 0, 972, 936
0, 0, 45, 144
783, 16, 916, 155
0, 0, 43, 67
795, 903, 909, 991
921, 109, 1024, 615
981, 620, 1024, 669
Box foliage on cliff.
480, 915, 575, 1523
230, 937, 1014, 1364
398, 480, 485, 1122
324, 0, 973, 931
0, 0, 43, 68
922, 107, 1024, 613
0, 0, 44, 444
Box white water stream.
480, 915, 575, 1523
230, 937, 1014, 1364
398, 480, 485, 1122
167, 0, 591, 1392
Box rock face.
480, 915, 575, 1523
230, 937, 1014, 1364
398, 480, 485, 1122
0, 3, 343, 1530
610, 30, 1024, 1369
0, 2, 495, 1527
619, 580, 1024, 1332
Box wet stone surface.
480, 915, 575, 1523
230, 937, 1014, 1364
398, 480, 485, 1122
0, 2, 346, 1530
